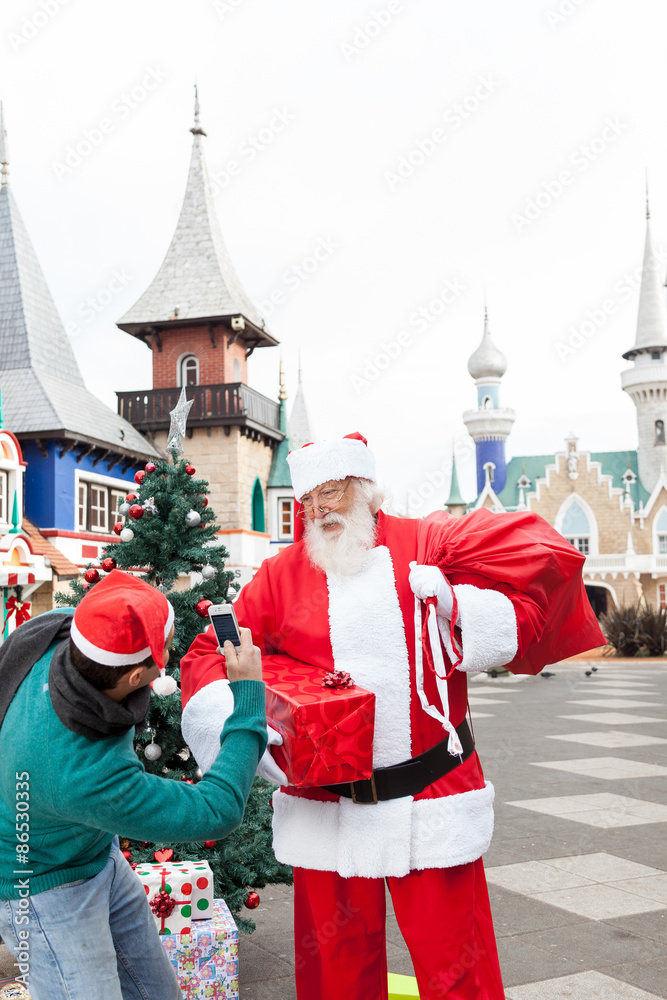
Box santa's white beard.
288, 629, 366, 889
304, 498, 377, 576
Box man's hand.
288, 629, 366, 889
409, 562, 454, 619
222, 627, 262, 682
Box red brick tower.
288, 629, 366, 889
116, 90, 283, 580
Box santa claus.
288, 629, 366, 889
181, 432, 604, 1000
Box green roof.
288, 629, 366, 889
446, 457, 465, 506
268, 397, 291, 488
491, 450, 649, 510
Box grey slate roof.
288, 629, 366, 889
0, 184, 157, 458
117, 129, 275, 342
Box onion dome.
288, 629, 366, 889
468, 308, 507, 379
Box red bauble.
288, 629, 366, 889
185, 465, 196, 476
204, 840, 216, 849
113, 522, 124, 536
101, 557, 117, 573
125, 493, 137, 502
128, 504, 144, 520
195, 599, 213, 618
201, 495, 208, 507
82, 583, 90, 591
153, 848, 174, 864
84, 568, 99, 584
145, 462, 156, 473
122, 849, 132, 861
134, 470, 145, 486
182, 778, 195, 785
244, 892, 260, 910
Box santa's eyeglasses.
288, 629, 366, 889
297, 479, 352, 519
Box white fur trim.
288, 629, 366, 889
327, 546, 412, 766
287, 437, 376, 500
71, 602, 175, 668
181, 679, 234, 773
438, 585, 518, 674
272, 782, 495, 877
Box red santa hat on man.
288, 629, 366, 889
287, 431, 376, 501
71, 570, 177, 696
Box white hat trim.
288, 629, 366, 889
287, 438, 376, 500
71, 602, 175, 667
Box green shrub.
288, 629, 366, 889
600, 604, 667, 657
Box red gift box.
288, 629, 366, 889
263, 656, 375, 787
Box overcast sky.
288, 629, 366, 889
1, 0, 666, 513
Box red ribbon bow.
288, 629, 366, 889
148, 868, 189, 934
321, 669, 355, 689
3, 596, 31, 630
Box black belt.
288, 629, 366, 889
324, 719, 475, 804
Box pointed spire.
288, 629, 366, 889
290, 355, 313, 450
0, 101, 9, 187
279, 357, 287, 401
468, 306, 507, 380
623, 198, 667, 357
646, 171, 650, 220
190, 82, 206, 137
118, 89, 273, 341
445, 454, 465, 507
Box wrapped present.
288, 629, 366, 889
388, 973, 419, 998
263, 656, 375, 787
160, 898, 239, 1000
188, 861, 215, 920
134, 862, 195, 935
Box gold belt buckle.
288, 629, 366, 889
350, 772, 378, 805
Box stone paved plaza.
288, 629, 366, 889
238, 659, 667, 998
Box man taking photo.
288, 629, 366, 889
0, 570, 266, 1000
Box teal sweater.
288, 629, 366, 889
0, 634, 267, 899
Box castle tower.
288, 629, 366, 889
116, 90, 284, 580
621, 196, 667, 495
289, 354, 313, 449
462, 308, 515, 495
444, 455, 466, 517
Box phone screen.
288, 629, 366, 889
210, 612, 241, 648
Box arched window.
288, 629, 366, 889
482, 395, 493, 410
656, 420, 665, 445
560, 499, 591, 555
233, 358, 241, 382
655, 508, 667, 555
252, 478, 265, 532
179, 354, 199, 387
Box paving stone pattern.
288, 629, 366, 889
240, 662, 667, 998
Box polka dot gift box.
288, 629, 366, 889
189, 861, 214, 919
134, 862, 198, 936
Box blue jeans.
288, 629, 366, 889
0, 837, 181, 1000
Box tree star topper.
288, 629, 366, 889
167, 387, 194, 454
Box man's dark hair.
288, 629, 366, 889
69, 640, 153, 691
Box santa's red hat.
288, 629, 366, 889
287, 431, 376, 501
71, 570, 175, 693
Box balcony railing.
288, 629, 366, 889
117, 383, 283, 441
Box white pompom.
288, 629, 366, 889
152, 669, 177, 696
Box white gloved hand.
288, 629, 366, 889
256, 725, 288, 785
409, 562, 454, 619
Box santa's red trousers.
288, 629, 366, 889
293, 859, 505, 1000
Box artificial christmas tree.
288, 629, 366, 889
55, 397, 291, 929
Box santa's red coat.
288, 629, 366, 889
181, 509, 604, 878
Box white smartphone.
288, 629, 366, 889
208, 603, 242, 649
